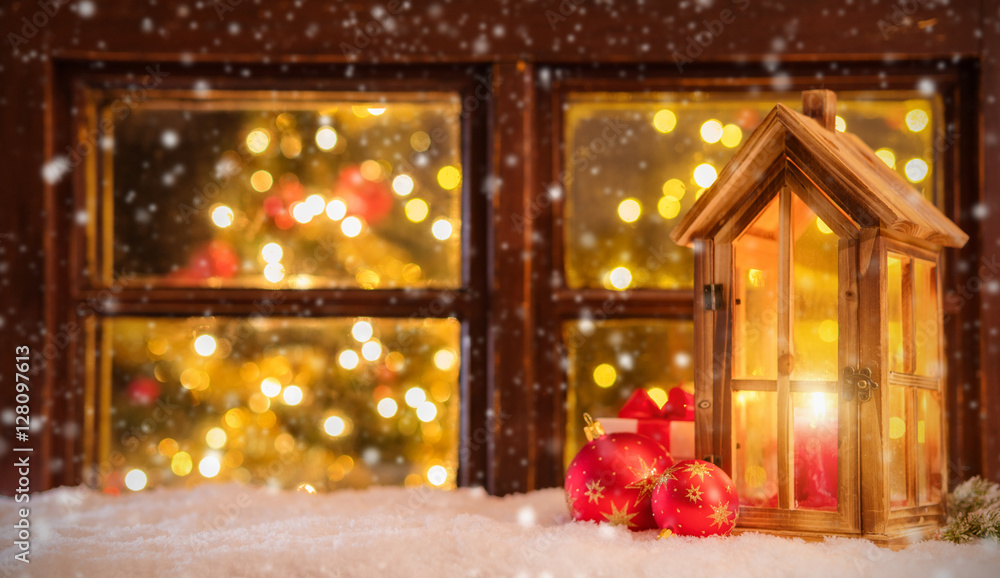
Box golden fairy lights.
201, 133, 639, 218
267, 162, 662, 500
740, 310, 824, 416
315, 126, 338, 150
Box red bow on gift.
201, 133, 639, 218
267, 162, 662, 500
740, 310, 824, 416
619, 386, 694, 421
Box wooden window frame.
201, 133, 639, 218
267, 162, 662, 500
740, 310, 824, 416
48, 61, 493, 489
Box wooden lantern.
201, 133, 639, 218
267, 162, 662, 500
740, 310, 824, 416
670, 90, 968, 547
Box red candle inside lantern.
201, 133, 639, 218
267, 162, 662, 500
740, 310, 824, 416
792, 392, 838, 511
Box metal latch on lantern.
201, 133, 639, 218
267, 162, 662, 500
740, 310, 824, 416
703, 284, 723, 310
842, 366, 879, 403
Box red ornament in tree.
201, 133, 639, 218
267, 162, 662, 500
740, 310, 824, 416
334, 164, 393, 225
125, 376, 161, 406
651, 459, 739, 537
172, 240, 239, 281
565, 415, 672, 531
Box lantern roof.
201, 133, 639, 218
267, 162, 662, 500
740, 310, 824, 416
670, 92, 968, 249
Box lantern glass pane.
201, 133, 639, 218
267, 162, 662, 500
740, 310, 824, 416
914, 259, 940, 377
791, 392, 839, 510
790, 195, 839, 381
561, 319, 695, 467
888, 385, 909, 507
917, 389, 943, 505
887, 254, 906, 373
99, 316, 461, 493
733, 390, 779, 508
732, 196, 780, 379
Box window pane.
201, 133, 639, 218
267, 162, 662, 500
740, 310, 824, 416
914, 259, 940, 377
562, 91, 940, 289
888, 385, 909, 508
733, 391, 778, 508
790, 194, 839, 381
562, 319, 694, 465
99, 316, 460, 493
791, 392, 838, 511
99, 94, 463, 288
917, 389, 943, 505
887, 253, 906, 373
732, 196, 780, 379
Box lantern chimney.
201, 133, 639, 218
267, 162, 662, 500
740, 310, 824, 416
802, 89, 837, 131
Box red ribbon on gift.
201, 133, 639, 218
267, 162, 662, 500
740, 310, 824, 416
619, 387, 694, 421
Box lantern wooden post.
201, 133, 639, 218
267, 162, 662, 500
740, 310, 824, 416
671, 90, 968, 548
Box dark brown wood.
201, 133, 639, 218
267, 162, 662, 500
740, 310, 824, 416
488, 61, 538, 494
980, 0, 1000, 484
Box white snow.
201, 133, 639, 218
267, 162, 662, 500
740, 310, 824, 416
2, 484, 999, 577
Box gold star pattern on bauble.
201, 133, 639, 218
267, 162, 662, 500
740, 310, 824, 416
602, 501, 639, 528
708, 501, 734, 529
624, 455, 660, 505
565, 489, 576, 514
584, 480, 606, 504
655, 463, 681, 485
685, 484, 704, 503
684, 461, 713, 481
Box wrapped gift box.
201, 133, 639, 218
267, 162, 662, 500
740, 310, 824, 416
597, 387, 695, 460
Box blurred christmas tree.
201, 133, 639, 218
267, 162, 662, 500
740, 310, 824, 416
101, 98, 466, 494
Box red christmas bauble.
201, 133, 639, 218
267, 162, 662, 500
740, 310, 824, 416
565, 424, 672, 532
652, 459, 739, 537
126, 377, 161, 406
335, 164, 393, 225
